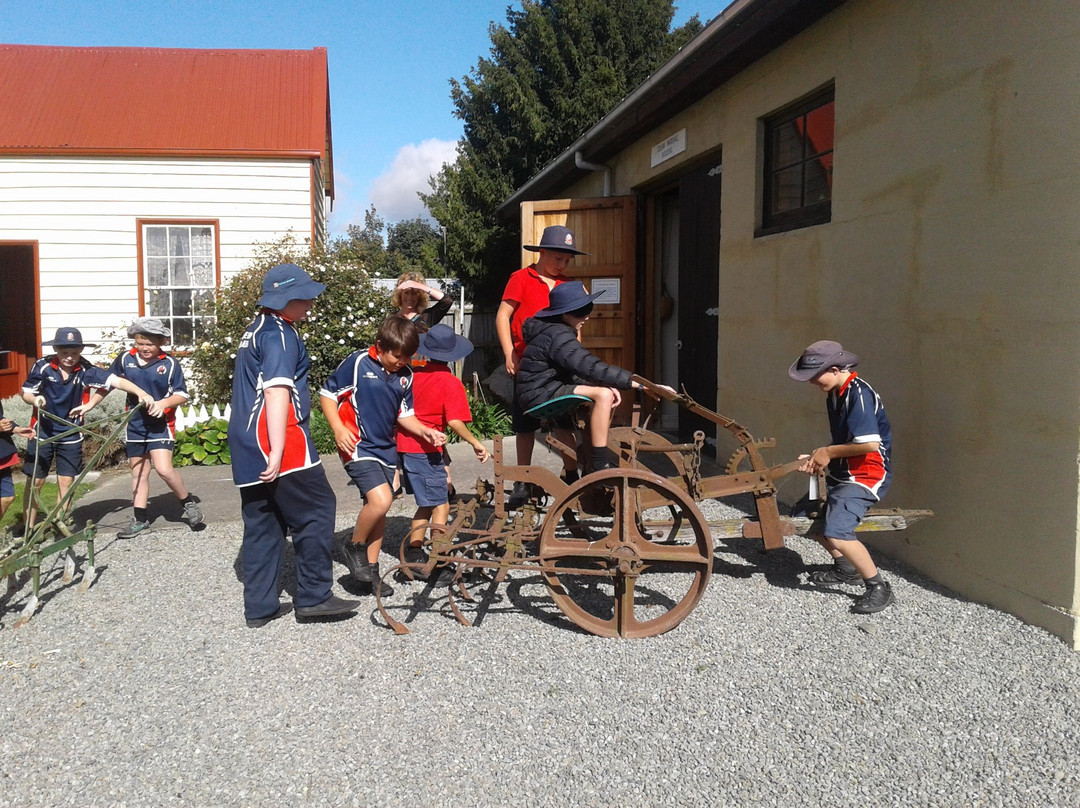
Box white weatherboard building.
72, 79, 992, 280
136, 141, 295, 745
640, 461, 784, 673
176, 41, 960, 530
0, 45, 334, 397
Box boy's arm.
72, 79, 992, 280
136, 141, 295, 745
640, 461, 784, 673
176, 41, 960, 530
446, 419, 489, 463
75, 389, 109, 418
397, 414, 446, 448
798, 441, 881, 475
319, 393, 358, 455
259, 386, 290, 482
495, 299, 520, 375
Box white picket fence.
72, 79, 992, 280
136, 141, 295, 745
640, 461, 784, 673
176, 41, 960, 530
175, 403, 231, 432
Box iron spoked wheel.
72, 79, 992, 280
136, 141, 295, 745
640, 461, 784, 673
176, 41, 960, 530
538, 468, 712, 638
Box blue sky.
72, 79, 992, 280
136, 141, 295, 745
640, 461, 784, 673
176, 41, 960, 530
1, 0, 723, 237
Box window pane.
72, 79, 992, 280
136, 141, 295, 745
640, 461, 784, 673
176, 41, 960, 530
148, 289, 170, 316
172, 318, 194, 347
168, 227, 190, 256
145, 226, 168, 256
193, 288, 215, 314
173, 289, 193, 316
191, 257, 213, 286
804, 158, 833, 205
147, 257, 168, 287
804, 101, 835, 157
770, 166, 803, 214
191, 227, 213, 257
171, 257, 191, 286
771, 121, 803, 169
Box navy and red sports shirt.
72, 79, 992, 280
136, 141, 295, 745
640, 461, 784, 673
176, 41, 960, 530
108, 349, 189, 441
22, 356, 114, 444
826, 373, 893, 499
320, 346, 414, 468
227, 312, 321, 487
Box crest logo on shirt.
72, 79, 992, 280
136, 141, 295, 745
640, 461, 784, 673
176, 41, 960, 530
399, 377, 409, 390
157, 365, 167, 375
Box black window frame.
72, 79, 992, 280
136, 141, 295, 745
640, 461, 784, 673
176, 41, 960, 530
757, 85, 835, 237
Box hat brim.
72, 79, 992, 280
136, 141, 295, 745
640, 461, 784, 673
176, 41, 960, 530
523, 243, 590, 256
43, 340, 97, 348
418, 332, 474, 363
787, 350, 859, 381
256, 278, 327, 308
533, 289, 606, 319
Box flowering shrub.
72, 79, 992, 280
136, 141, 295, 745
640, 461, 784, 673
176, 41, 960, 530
190, 237, 394, 404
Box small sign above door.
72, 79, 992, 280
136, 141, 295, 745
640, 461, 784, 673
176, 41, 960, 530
651, 128, 687, 168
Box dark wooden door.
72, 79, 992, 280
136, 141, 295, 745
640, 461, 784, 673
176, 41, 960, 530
677, 162, 721, 449
0, 243, 38, 399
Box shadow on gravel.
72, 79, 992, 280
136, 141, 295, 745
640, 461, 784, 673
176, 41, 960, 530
0, 552, 106, 630
77, 492, 205, 533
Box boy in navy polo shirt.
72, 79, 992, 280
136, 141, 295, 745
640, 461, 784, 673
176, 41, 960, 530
228, 264, 361, 628
21, 327, 155, 530
320, 316, 446, 596
0, 402, 34, 522
788, 340, 894, 614
85, 317, 202, 538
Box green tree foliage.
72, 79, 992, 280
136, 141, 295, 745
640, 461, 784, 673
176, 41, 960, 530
190, 235, 393, 404
387, 217, 444, 278
422, 0, 703, 302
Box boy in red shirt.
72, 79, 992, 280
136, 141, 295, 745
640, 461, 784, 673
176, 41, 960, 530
396, 325, 490, 581
495, 225, 584, 507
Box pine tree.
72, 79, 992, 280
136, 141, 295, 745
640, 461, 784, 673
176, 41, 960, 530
422, 0, 702, 302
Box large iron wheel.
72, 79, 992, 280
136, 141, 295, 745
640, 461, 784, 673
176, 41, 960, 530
538, 468, 712, 638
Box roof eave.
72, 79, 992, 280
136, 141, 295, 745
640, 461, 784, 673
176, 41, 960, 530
498, 0, 848, 218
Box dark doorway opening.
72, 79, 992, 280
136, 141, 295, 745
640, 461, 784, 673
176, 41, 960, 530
0, 243, 38, 399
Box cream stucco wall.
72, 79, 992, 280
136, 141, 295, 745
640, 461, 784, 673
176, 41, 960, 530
558, 0, 1080, 645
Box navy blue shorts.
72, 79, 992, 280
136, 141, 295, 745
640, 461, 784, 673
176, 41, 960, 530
23, 440, 82, 479
401, 452, 448, 508
824, 484, 876, 541
0, 468, 13, 499
344, 459, 395, 496
125, 440, 176, 458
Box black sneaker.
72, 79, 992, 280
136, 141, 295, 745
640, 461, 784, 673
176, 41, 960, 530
852, 580, 894, 613
340, 540, 368, 580
402, 544, 430, 580
808, 565, 861, 584
354, 560, 394, 597
560, 468, 580, 486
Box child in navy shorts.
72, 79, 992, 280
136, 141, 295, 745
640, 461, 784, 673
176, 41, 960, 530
21, 327, 154, 530
85, 317, 203, 538
788, 339, 895, 614
320, 316, 446, 596
396, 324, 490, 582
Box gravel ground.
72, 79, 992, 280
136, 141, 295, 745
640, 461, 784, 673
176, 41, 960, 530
2, 489, 1079, 807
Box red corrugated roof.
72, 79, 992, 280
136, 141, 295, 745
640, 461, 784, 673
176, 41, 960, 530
0, 44, 333, 194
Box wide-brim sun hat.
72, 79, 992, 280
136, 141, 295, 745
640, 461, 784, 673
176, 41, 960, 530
788, 340, 860, 381
256, 263, 327, 309
418, 324, 474, 362
524, 224, 590, 256
532, 281, 607, 318
42, 327, 97, 348
127, 317, 172, 339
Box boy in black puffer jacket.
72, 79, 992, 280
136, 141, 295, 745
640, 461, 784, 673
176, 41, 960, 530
517, 281, 668, 474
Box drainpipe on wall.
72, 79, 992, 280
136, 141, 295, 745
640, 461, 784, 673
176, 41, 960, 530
575, 151, 611, 197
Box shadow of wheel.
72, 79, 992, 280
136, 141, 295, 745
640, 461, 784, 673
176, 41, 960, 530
538, 468, 712, 638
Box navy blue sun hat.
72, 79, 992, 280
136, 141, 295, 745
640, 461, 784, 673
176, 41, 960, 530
42, 327, 97, 348
788, 340, 860, 381
418, 324, 474, 363
532, 281, 606, 318
256, 263, 326, 309
524, 225, 590, 256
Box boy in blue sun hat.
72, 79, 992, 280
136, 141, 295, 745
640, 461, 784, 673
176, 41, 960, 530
788, 339, 894, 614
228, 263, 361, 628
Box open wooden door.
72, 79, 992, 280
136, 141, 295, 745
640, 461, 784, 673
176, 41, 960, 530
0, 242, 39, 399
520, 195, 637, 373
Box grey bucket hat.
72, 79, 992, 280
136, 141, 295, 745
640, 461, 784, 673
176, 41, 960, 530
788, 340, 860, 381
127, 317, 172, 338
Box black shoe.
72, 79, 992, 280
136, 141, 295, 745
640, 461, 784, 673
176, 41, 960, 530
430, 564, 455, 588
808, 565, 861, 584
402, 544, 430, 580
355, 561, 394, 597
560, 468, 580, 485
340, 540, 368, 579
507, 481, 529, 509
295, 594, 362, 619
246, 602, 294, 628
852, 581, 895, 614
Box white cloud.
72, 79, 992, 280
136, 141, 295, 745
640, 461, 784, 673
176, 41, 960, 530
369, 138, 458, 222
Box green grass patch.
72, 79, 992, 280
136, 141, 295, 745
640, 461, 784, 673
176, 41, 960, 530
1, 479, 94, 530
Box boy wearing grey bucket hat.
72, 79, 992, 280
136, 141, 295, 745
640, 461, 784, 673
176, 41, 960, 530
788, 339, 895, 614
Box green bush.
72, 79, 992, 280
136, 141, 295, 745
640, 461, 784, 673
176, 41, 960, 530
190, 236, 394, 405
308, 407, 337, 456
447, 388, 511, 443
174, 418, 230, 467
